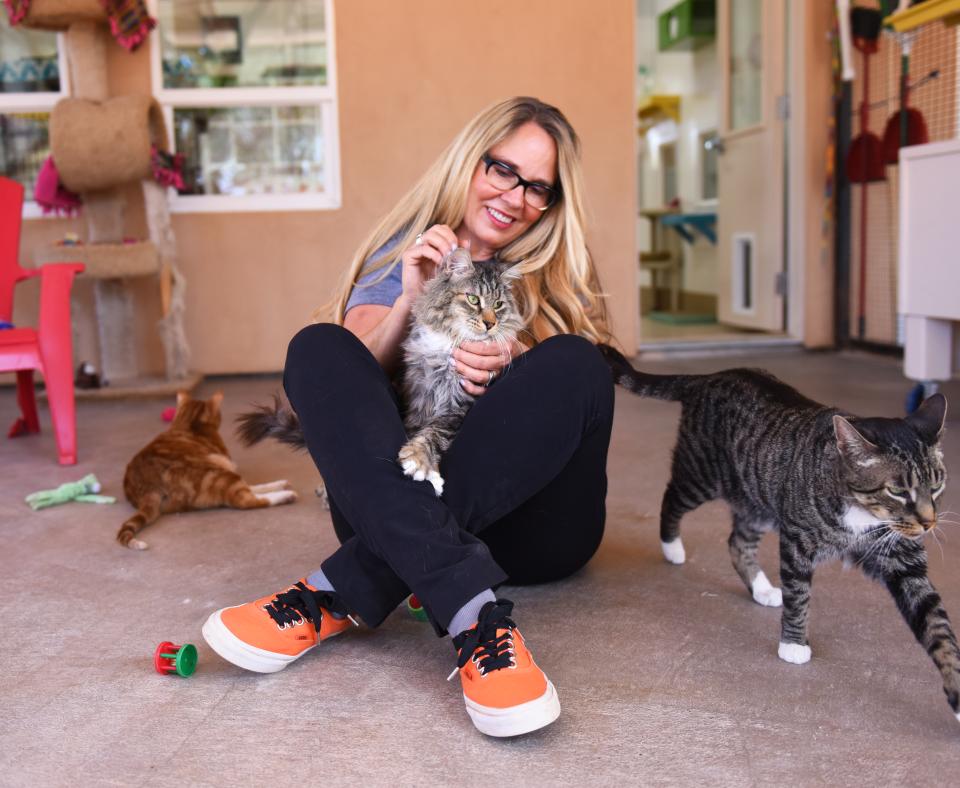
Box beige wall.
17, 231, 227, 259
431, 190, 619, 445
18, 0, 638, 376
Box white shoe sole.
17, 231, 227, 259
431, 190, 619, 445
463, 679, 561, 737
202, 607, 315, 673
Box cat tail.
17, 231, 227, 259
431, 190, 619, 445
596, 343, 693, 401
235, 394, 306, 450
117, 493, 161, 550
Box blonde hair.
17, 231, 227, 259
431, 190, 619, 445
324, 96, 609, 345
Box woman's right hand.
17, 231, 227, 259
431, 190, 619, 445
400, 224, 461, 303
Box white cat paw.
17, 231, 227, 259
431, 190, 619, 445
129, 538, 148, 551
426, 470, 445, 497
257, 490, 298, 506
661, 539, 686, 565
778, 641, 812, 664
751, 571, 783, 607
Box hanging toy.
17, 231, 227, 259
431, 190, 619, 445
25, 474, 117, 511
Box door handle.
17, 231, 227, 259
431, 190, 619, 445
704, 134, 725, 155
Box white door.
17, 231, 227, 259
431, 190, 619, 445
716, 0, 787, 331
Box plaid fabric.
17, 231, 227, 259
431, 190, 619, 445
3, 0, 30, 25
101, 0, 155, 52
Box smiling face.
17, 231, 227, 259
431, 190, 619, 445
456, 121, 558, 260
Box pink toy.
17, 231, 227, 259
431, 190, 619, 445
161, 406, 176, 422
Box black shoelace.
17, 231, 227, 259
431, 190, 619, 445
452, 599, 518, 676
264, 582, 349, 633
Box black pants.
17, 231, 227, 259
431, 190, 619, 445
283, 323, 614, 634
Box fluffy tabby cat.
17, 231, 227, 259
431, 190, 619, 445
599, 345, 960, 721
118, 392, 297, 550
237, 247, 522, 497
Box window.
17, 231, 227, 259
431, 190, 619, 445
0, 17, 69, 215
150, 0, 340, 212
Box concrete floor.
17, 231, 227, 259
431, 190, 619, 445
2, 349, 960, 786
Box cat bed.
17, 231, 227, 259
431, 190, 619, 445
3, 0, 106, 29
49, 95, 167, 193
34, 239, 160, 278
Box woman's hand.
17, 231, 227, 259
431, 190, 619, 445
453, 337, 528, 396
400, 224, 461, 303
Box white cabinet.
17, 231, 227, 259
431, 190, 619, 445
898, 139, 960, 382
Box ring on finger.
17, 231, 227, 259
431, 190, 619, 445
415, 232, 424, 246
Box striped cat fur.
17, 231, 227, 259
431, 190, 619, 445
119, 392, 296, 550
599, 344, 960, 722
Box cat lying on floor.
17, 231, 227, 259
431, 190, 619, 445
118, 392, 296, 550
599, 344, 959, 723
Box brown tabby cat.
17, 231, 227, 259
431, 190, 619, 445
118, 392, 297, 550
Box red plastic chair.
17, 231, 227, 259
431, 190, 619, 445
0, 176, 84, 465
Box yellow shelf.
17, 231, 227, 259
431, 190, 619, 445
637, 95, 681, 136
884, 0, 960, 31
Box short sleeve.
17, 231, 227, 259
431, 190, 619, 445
344, 234, 404, 315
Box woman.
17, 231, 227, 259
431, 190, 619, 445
203, 97, 614, 738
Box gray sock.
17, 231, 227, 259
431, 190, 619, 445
448, 589, 497, 638
306, 568, 336, 593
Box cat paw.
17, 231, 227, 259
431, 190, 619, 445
256, 490, 298, 506
398, 443, 443, 495
661, 539, 686, 565
426, 470, 444, 497
751, 571, 783, 607
250, 480, 291, 494
778, 641, 812, 664
128, 538, 148, 550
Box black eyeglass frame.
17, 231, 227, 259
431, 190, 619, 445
480, 154, 561, 211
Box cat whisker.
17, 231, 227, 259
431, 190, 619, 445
930, 527, 946, 563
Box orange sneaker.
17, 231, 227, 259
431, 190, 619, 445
449, 599, 560, 737
202, 579, 356, 673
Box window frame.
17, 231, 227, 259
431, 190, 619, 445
0, 28, 72, 219
147, 0, 341, 213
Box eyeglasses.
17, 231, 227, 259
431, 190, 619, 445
480, 154, 560, 211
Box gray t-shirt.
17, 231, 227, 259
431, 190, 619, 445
344, 232, 493, 315
344, 234, 404, 315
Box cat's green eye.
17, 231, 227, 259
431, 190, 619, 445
465, 294, 480, 306
886, 486, 907, 497
494, 300, 504, 309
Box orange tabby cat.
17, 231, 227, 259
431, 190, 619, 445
118, 391, 296, 550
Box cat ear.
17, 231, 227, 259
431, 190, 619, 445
210, 391, 224, 411
907, 393, 948, 443
442, 247, 474, 278
176, 391, 189, 408
499, 262, 524, 283
833, 415, 880, 465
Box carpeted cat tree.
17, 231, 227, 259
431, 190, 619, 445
7, 0, 193, 389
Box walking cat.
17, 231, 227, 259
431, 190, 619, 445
237, 247, 522, 497
599, 345, 960, 721
118, 392, 296, 550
